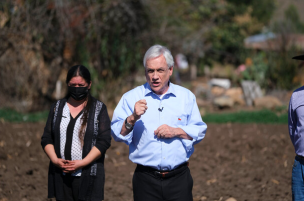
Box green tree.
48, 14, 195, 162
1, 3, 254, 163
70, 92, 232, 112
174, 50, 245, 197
208, 0, 275, 63
284, 4, 304, 33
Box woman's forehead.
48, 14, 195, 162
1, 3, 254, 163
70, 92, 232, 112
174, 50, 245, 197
69, 76, 86, 83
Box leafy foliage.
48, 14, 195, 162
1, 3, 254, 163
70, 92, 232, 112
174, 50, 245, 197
266, 50, 300, 90
284, 4, 304, 33
0, 0, 280, 112
241, 52, 268, 87
207, 0, 275, 63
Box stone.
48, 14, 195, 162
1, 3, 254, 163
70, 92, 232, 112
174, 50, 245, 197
206, 178, 217, 185
209, 78, 231, 89
194, 83, 211, 99
253, 96, 282, 109
225, 198, 237, 201
26, 140, 31, 147
225, 87, 245, 105
271, 179, 279, 184
213, 96, 234, 108
211, 86, 226, 96
200, 196, 207, 201
241, 81, 263, 106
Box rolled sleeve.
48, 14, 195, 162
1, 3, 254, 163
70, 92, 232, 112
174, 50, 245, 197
111, 95, 134, 145
178, 125, 201, 141
111, 119, 134, 145
181, 139, 194, 152
177, 97, 207, 151
179, 122, 207, 151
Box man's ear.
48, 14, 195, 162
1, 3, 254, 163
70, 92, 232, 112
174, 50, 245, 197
169, 66, 173, 76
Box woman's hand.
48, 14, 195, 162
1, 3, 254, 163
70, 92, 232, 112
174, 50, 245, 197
52, 158, 68, 169
62, 160, 85, 173
61, 147, 102, 173
44, 145, 69, 170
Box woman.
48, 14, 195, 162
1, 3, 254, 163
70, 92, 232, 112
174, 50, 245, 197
41, 65, 111, 201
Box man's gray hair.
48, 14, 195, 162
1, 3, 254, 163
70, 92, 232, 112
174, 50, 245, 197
143, 44, 174, 68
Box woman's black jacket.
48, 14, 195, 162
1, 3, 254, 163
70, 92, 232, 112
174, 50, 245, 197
41, 97, 111, 201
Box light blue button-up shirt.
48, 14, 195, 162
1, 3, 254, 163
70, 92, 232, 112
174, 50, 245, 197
111, 82, 207, 171
288, 86, 304, 157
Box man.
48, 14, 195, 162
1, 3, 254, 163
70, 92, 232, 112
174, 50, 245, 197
288, 54, 304, 201
111, 44, 207, 201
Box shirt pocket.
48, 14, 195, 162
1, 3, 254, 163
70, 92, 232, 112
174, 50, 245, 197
171, 114, 188, 127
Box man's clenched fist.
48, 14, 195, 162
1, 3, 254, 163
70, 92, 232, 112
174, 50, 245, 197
132, 99, 148, 121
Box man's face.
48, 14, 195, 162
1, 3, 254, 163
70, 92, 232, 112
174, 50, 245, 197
145, 54, 173, 95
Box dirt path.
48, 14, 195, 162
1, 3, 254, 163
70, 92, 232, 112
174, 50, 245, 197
0, 122, 293, 201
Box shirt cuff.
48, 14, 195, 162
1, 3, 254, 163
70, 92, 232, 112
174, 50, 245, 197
181, 138, 194, 152
111, 120, 133, 145
177, 125, 199, 140
116, 132, 133, 145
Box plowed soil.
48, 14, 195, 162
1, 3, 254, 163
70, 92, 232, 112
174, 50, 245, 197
0, 122, 293, 201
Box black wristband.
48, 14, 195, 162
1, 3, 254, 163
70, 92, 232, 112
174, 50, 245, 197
125, 117, 134, 130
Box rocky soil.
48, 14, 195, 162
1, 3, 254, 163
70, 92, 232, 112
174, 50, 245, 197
0, 122, 293, 201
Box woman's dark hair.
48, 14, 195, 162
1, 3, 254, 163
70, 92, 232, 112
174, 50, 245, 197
66, 65, 91, 85
66, 65, 92, 147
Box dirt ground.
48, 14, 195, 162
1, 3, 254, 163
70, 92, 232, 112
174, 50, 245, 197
0, 122, 294, 201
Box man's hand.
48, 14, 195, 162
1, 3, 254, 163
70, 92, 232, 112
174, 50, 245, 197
154, 124, 177, 139
130, 99, 148, 123
154, 124, 193, 140
121, 99, 148, 135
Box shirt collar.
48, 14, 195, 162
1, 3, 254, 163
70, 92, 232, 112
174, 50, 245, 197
144, 82, 177, 97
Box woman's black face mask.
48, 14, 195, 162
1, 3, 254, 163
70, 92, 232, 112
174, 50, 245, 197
68, 86, 89, 101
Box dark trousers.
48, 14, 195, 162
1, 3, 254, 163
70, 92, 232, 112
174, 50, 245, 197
58, 175, 81, 201
132, 164, 193, 201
